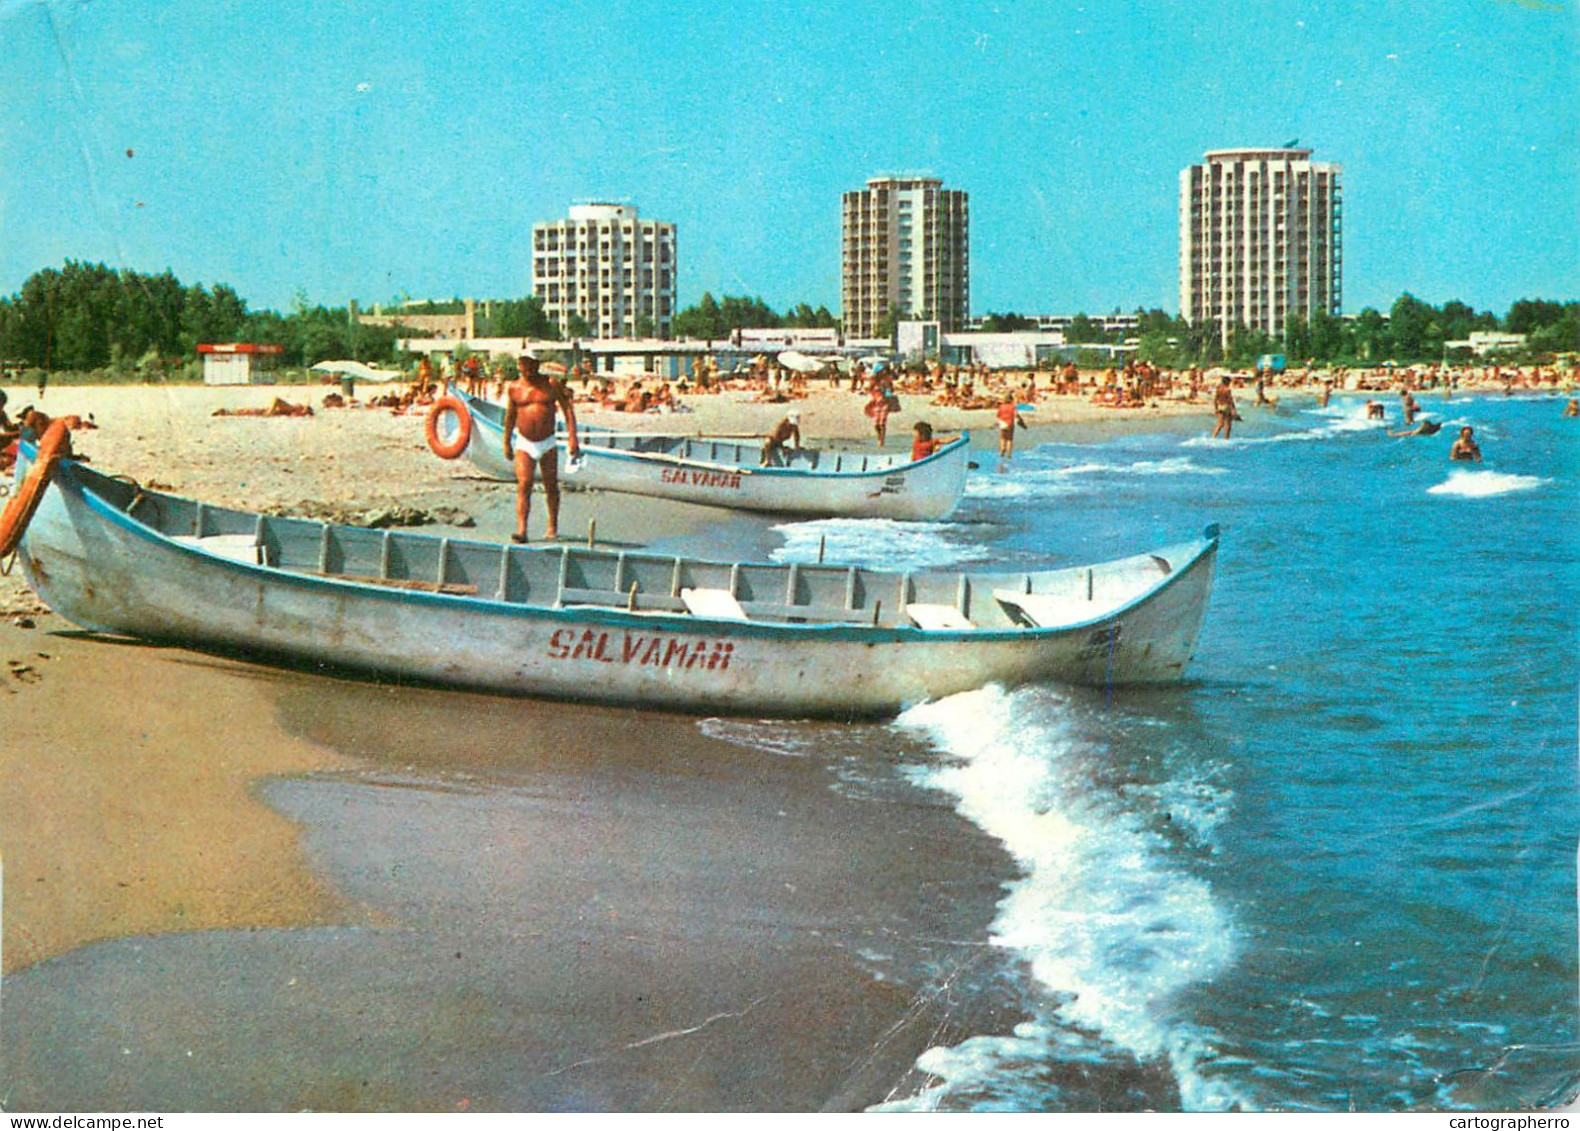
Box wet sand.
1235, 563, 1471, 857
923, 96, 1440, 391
0, 627, 376, 974
0, 380, 1061, 1110
2, 641, 1021, 1110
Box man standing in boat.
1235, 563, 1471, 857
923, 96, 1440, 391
503, 354, 581, 542
761, 411, 801, 466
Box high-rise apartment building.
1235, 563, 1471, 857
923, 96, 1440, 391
532, 203, 676, 339
842, 176, 969, 339
1179, 148, 1342, 346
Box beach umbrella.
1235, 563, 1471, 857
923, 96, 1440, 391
308, 360, 404, 383
777, 350, 823, 374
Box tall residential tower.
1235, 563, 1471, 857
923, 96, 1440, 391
841, 176, 969, 339
532, 203, 677, 339
1179, 148, 1342, 346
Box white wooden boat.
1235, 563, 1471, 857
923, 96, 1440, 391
435, 388, 972, 521
11, 439, 1220, 718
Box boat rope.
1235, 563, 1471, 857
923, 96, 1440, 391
109, 474, 151, 518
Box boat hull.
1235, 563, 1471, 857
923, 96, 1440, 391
456, 393, 970, 521
16, 455, 1217, 719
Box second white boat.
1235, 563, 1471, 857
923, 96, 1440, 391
428, 389, 972, 521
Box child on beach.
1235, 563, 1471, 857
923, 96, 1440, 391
996, 397, 1027, 457
910, 421, 959, 462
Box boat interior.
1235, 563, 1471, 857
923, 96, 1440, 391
564, 431, 924, 474
74, 462, 1185, 633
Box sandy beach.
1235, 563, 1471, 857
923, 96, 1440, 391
0, 379, 1212, 1110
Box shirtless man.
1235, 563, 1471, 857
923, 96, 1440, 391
1401, 390, 1420, 426
502, 355, 580, 542
1211, 378, 1238, 439
761, 411, 800, 466
1449, 425, 1482, 463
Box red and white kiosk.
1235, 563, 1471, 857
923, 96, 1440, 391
197, 343, 284, 386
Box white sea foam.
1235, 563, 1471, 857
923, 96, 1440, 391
695, 717, 813, 758
769, 517, 990, 571
882, 686, 1250, 1111
1427, 470, 1549, 498
1123, 773, 1233, 851
966, 456, 1225, 500
1182, 403, 1380, 447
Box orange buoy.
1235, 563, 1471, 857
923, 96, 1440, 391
0, 418, 72, 558
424, 395, 472, 460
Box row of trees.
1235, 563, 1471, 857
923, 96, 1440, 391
1, 261, 1573, 375
1039, 295, 1578, 370
0, 261, 413, 374
671, 293, 837, 340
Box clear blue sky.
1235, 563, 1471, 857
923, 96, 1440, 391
1, 0, 1574, 319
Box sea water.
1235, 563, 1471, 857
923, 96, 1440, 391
752, 392, 1579, 1111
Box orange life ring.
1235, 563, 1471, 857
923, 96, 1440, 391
424, 395, 472, 460
0, 418, 72, 558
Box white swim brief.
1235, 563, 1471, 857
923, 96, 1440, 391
512, 435, 556, 460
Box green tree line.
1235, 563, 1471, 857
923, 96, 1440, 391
0, 261, 424, 373
671, 292, 837, 340
0, 263, 572, 373
1109, 295, 1576, 369
2, 262, 1571, 373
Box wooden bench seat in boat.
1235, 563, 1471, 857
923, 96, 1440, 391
904, 602, 975, 630
993, 589, 1116, 628
679, 587, 749, 621
170, 533, 265, 565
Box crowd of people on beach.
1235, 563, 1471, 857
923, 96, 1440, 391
1, 349, 1574, 542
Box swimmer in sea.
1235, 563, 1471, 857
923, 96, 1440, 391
1388, 419, 1443, 438
1448, 425, 1482, 463
1563, 398, 1578, 418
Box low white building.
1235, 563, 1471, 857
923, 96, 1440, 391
732, 327, 841, 352
397, 336, 706, 380
1444, 331, 1528, 357
197, 343, 283, 385
897, 320, 1132, 368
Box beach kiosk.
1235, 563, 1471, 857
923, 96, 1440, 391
197, 342, 283, 386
